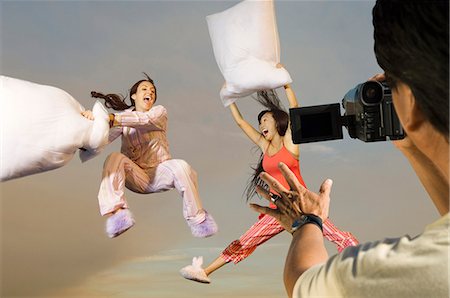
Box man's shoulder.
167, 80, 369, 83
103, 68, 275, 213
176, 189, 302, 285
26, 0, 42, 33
294, 216, 450, 298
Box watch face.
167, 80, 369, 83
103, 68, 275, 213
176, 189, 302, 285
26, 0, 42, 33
299, 215, 307, 224
292, 215, 307, 229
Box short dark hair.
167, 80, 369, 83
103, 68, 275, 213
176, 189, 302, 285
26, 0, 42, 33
373, 0, 449, 138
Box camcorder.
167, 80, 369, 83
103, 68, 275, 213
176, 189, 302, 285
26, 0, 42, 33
290, 81, 405, 144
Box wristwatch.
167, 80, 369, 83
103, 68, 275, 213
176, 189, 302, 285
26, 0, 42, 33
291, 214, 323, 234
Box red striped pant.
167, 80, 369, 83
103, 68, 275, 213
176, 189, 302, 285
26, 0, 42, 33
221, 214, 358, 264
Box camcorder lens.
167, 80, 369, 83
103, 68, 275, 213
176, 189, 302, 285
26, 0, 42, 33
362, 81, 383, 105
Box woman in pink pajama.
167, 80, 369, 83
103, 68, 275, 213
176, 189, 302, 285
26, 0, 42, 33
180, 79, 358, 284
82, 73, 217, 238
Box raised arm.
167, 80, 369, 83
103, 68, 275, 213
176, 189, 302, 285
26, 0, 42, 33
276, 63, 298, 109
283, 84, 299, 157
284, 84, 299, 109
229, 102, 268, 150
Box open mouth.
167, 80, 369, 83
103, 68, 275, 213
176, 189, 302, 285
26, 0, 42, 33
144, 96, 151, 103
262, 129, 269, 136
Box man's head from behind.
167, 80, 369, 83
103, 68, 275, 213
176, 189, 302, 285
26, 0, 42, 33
373, 0, 449, 140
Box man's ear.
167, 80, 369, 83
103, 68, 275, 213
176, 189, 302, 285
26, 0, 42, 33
399, 83, 426, 132
131, 94, 136, 100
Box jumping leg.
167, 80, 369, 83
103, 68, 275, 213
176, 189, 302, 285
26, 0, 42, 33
148, 159, 218, 238
98, 152, 152, 237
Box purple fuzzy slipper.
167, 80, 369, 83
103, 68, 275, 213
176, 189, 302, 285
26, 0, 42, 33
189, 211, 218, 238
106, 209, 135, 238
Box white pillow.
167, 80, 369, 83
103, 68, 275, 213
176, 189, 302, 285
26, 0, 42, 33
0, 76, 109, 181
207, 0, 292, 107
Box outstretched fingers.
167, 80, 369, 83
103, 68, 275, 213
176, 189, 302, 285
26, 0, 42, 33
259, 171, 289, 195
249, 204, 279, 219
317, 179, 333, 220
255, 186, 298, 218
319, 179, 333, 197
278, 162, 310, 211
278, 162, 306, 194
255, 185, 272, 202
255, 184, 292, 215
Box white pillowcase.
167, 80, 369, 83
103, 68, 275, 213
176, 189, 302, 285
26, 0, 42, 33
207, 0, 292, 106
0, 75, 109, 181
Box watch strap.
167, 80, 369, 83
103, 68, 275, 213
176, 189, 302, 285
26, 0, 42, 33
291, 214, 323, 234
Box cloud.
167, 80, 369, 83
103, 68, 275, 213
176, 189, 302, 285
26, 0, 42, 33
49, 244, 291, 297
130, 254, 187, 263
301, 143, 337, 154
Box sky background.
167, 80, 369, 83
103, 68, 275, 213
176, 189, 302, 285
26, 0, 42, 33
1, 0, 439, 297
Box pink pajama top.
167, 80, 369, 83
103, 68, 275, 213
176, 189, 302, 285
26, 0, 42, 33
108, 105, 171, 170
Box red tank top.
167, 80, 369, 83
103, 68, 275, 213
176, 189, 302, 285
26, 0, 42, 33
262, 145, 306, 206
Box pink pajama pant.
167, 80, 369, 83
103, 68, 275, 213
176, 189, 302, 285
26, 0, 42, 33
221, 214, 358, 264
98, 152, 205, 224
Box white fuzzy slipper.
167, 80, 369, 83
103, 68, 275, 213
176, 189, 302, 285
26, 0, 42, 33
179, 256, 211, 284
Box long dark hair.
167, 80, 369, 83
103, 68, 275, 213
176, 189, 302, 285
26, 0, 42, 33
91, 72, 157, 111
244, 90, 289, 200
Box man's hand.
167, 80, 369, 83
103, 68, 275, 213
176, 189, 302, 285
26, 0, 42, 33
250, 162, 331, 296
368, 73, 386, 82
250, 162, 332, 233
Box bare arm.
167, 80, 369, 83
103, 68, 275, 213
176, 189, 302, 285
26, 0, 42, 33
283, 84, 299, 157
284, 225, 328, 297
284, 84, 299, 109
229, 102, 267, 150
276, 63, 298, 109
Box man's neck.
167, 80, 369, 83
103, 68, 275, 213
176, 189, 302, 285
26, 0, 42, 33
423, 132, 449, 215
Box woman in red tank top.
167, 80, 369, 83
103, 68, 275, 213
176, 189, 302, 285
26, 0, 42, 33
180, 76, 358, 284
